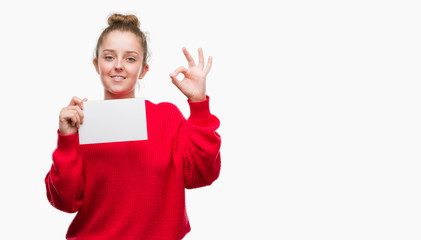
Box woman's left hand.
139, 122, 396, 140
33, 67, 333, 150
169, 47, 212, 102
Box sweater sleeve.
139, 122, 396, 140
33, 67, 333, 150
178, 96, 221, 189
44, 131, 84, 213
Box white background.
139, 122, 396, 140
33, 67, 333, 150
0, 0, 420, 239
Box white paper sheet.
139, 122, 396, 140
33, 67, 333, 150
78, 98, 148, 144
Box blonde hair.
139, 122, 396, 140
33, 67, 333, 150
94, 13, 149, 67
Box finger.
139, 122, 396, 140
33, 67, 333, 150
69, 96, 81, 106
80, 98, 87, 110
73, 97, 86, 109
74, 106, 85, 124
68, 106, 84, 124
60, 107, 75, 122
69, 109, 81, 128
74, 111, 81, 129
182, 47, 195, 67
65, 107, 81, 126
69, 96, 84, 109
171, 66, 188, 78
204, 56, 213, 75
198, 48, 204, 69
169, 73, 183, 91
169, 67, 188, 87
68, 111, 78, 127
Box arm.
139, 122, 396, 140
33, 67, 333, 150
169, 47, 221, 189
181, 97, 221, 189
45, 131, 84, 213
45, 97, 86, 213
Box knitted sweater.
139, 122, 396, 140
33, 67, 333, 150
45, 97, 221, 240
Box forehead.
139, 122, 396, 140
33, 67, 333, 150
100, 31, 143, 53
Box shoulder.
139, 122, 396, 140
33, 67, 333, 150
145, 100, 185, 121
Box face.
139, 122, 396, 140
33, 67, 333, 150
93, 31, 149, 99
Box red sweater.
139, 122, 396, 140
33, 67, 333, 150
45, 97, 221, 240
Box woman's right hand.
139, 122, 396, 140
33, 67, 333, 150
59, 96, 88, 135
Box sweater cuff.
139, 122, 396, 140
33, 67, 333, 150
56, 130, 79, 153
187, 95, 211, 122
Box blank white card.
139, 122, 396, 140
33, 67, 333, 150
78, 98, 148, 145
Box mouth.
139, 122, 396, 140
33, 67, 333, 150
111, 75, 126, 82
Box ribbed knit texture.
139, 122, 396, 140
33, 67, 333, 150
45, 97, 221, 240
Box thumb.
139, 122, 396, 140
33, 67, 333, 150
169, 73, 182, 90
170, 66, 187, 88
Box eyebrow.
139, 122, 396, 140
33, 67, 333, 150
102, 49, 139, 55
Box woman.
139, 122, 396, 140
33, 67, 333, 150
45, 13, 221, 240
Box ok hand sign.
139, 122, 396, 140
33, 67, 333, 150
169, 47, 212, 102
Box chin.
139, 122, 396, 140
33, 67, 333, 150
107, 87, 135, 98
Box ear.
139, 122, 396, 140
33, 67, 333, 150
138, 64, 149, 79
93, 59, 100, 74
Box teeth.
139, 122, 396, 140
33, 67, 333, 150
112, 76, 124, 79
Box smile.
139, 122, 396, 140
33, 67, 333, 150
111, 75, 126, 82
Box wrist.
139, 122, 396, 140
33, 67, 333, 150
59, 127, 77, 136
188, 94, 206, 102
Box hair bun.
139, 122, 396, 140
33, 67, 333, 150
108, 13, 140, 28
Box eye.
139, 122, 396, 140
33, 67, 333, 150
104, 56, 113, 60
127, 57, 136, 62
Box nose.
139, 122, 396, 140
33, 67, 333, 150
114, 58, 123, 71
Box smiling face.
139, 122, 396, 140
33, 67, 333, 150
93, 30, 149, 100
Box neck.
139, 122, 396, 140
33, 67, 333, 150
104, 90, 135, 100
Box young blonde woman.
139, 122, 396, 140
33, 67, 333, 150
45, 13, 221, 240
